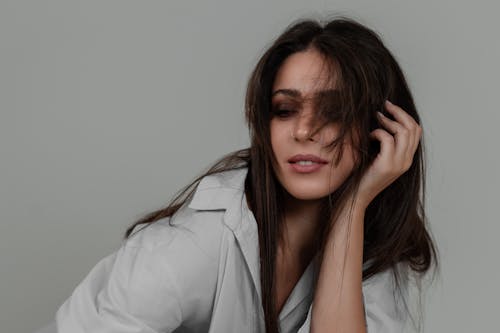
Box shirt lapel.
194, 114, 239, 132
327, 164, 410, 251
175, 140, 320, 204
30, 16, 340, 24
187, 166, 316, 320
187, 167, 263, 302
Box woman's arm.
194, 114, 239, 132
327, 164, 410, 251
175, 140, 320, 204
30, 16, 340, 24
310, 200, 367, 333
309, 100, 422, 333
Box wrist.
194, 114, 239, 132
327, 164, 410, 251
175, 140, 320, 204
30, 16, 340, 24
347, 195, 370, 214
333, 199, 367, 232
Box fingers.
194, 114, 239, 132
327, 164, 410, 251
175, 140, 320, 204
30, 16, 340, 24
384, 100, 422, 154
384, 100, 415, 129
369, 128, 394, 160
376, 110, 410, 158
374, 100, 422, 171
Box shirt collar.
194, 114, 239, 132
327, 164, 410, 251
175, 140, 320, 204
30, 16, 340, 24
187, 167, 248, 214
187, 167, 264, 298
187, 166, 316, 318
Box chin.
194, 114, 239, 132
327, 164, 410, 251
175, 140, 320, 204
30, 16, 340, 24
283, 184, 331, 201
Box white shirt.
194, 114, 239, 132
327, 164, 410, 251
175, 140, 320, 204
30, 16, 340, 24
48, 167, 407, 333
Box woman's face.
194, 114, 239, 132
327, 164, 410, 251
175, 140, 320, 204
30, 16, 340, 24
270, 48, 358, 201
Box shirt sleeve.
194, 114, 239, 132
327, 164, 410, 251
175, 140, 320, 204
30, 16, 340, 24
55, 227, 183, 333
362, 268, 408, 332
296, 268, 408, 333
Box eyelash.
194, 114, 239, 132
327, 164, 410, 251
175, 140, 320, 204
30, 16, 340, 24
272, 109, 296, 118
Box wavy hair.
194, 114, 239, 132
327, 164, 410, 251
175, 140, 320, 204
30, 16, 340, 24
125, 16, 439, 333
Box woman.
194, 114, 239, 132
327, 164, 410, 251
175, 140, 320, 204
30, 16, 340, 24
45, 16, 438, 333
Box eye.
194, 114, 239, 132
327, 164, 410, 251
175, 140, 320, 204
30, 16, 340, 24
272, 109, 296, 118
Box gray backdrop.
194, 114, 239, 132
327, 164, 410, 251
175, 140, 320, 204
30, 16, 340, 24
1, 1, 498, 332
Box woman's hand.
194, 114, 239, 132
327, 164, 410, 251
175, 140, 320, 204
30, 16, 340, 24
356, 100, 422, 209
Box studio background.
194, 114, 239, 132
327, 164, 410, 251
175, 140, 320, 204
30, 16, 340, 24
1, 1, 498, 332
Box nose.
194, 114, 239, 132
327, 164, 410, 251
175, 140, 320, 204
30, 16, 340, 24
292, 109, 322, 143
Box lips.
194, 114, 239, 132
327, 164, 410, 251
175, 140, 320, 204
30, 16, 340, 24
288, 154, 328, 164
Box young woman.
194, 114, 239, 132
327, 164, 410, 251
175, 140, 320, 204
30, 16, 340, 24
45, 16, 438, 333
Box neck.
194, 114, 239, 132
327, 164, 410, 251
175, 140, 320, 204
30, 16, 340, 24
279, 191, 323, 262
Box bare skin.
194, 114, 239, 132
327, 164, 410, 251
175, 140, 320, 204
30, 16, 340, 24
275, 196, 320, 314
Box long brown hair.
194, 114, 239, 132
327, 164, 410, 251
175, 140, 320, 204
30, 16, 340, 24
125, 16, 439, 333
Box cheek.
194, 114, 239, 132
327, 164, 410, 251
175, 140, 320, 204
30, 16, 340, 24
309, 123, 338, 149
270, 122, 287, 155
332, 148, 358, 181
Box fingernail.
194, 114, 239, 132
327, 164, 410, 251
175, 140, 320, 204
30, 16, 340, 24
377, 111, 384, 118
385, 100, 393, 106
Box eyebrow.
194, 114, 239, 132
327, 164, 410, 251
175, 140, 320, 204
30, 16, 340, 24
271, 88, 338, 98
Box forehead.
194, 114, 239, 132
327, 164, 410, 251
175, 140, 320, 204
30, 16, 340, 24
272, 49, 338, 99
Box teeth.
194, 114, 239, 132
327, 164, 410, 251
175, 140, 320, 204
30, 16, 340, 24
296, 161, 316, 165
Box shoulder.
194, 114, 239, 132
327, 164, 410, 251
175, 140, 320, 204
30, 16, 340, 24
121, 167, 249, 321
126, 166, 249, 266
56, 168, 250, 331
120, 209, 227, 310
126, 209, 226, 263
58, 209, 229, 330
56, 225, 186, 332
